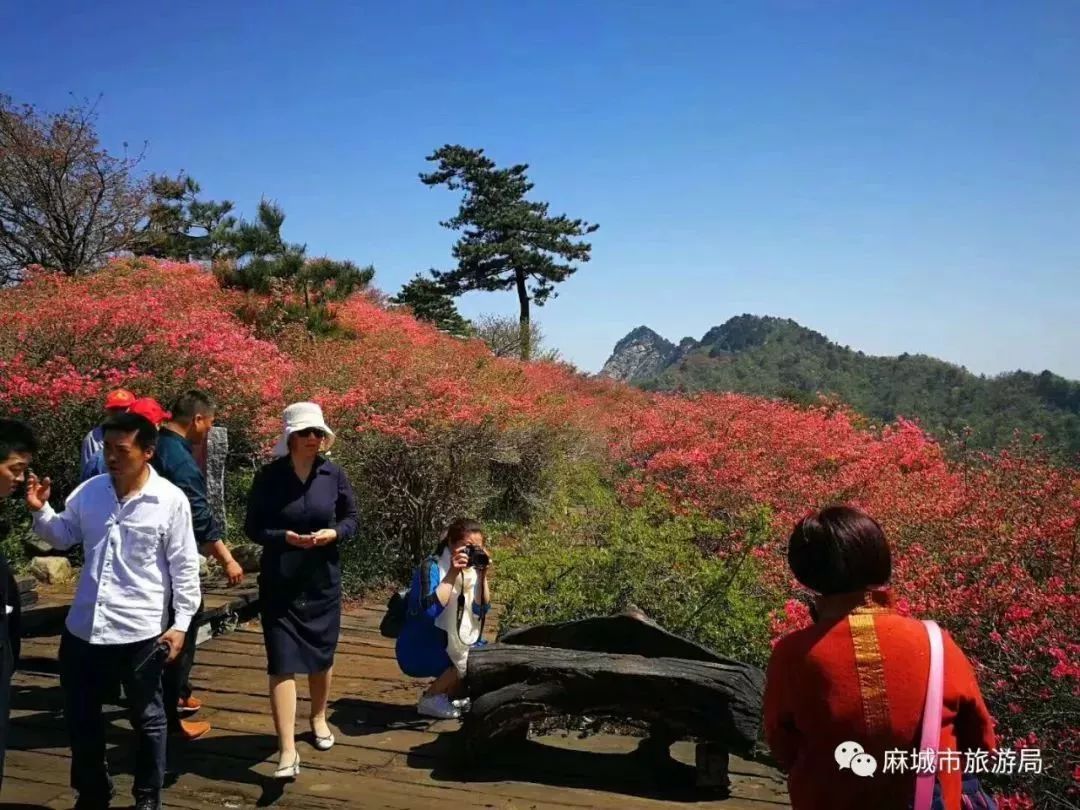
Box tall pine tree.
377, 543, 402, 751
420, 145, 597, 360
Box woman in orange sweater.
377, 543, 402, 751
763, 506, 997, 810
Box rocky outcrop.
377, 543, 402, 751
206, 426, 228, 537
599, 326, 678, 382
231, 544, 262, 573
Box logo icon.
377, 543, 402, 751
836, 741, 878, 777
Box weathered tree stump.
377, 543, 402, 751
464, 611, 765, 790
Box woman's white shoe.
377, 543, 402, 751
417, 693, 461, 719
273, 752, 300, 779
311, 728, 335, 751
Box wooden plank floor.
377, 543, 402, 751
5, 602, 791, 809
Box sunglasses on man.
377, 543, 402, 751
295, 428, 326, 439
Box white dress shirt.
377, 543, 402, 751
32, 467, 202, 645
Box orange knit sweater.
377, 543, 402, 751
763, 590, 997, 810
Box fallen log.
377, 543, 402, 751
498, 611, 746, 666
464, 643, 764, 757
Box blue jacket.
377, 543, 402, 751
79, 426, 106, 482
394, 554, 490, 678
151, 428, 222, 546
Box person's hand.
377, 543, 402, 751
478, 547, 493, 577
448, 546, 469, 574
223, 558, 244, 585
310, 529, 337, 547
158, 628, 186, 663
285, 531, 313, 548
25, 473, 51, 512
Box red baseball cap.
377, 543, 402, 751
128, 397, 171, 427
104, 389, 136, 410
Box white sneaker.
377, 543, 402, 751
417, 693, 461, 719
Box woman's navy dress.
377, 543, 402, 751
244, 456, 359, 675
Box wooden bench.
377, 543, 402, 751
15, 576, 37, 609
463, 612, 766, 795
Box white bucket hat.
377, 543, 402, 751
272, 401, 336, 457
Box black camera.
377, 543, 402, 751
134, 641, 171, 674
464, 544, 490, 569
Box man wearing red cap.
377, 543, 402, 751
80, 389, 136, 483
27, 410, 202, 810
128, 399, 171, 428
82, 397, 169, 485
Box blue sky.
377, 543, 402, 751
3, 1, 1078, 377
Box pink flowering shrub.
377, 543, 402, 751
607, 393, 1079, 805
0, 258, 291, 495
0, 258, 1073, 803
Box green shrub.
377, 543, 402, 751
265, 420, 579, 594
497, 465, 781, 667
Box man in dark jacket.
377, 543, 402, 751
150, 391, 243, 742
0, 418, 35, 789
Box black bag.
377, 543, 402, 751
379, 588, 410, 638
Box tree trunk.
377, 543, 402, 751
515, 269, 531, 361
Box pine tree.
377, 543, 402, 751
420, 145, 597, 360
139, 173, 236, 261
219, 199, 374, 336
391, 272, 471, 336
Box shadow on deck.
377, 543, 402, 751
4, 598, 789, 809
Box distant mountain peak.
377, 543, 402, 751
600, 326, 678, 381
601, 314, 1080, 459
699, 315, 827, 355
613, 325, 673, 352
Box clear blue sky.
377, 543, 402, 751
3, 1, 1078, 377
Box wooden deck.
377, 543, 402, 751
5, 594, 790, 809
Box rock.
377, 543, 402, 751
23, 531, 56, 556
231, 544, 261, 573
199, 554, 209, 578
29, 556, 72, 584
599, 326, 679, 382
206, 427, 228, 537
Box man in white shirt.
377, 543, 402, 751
26, 411, 201, 810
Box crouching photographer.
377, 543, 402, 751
394, 518, 492, 719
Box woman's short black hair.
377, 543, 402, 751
101, 411, 158, 452
788, 506, 891, 595
437, 518, 483, 553
0, 418, 37, 460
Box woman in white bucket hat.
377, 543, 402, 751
245, 402, 358, 779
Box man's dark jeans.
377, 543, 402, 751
163, 599, 203, 730
59, 630, 167, 804
0, 638, 13, 792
